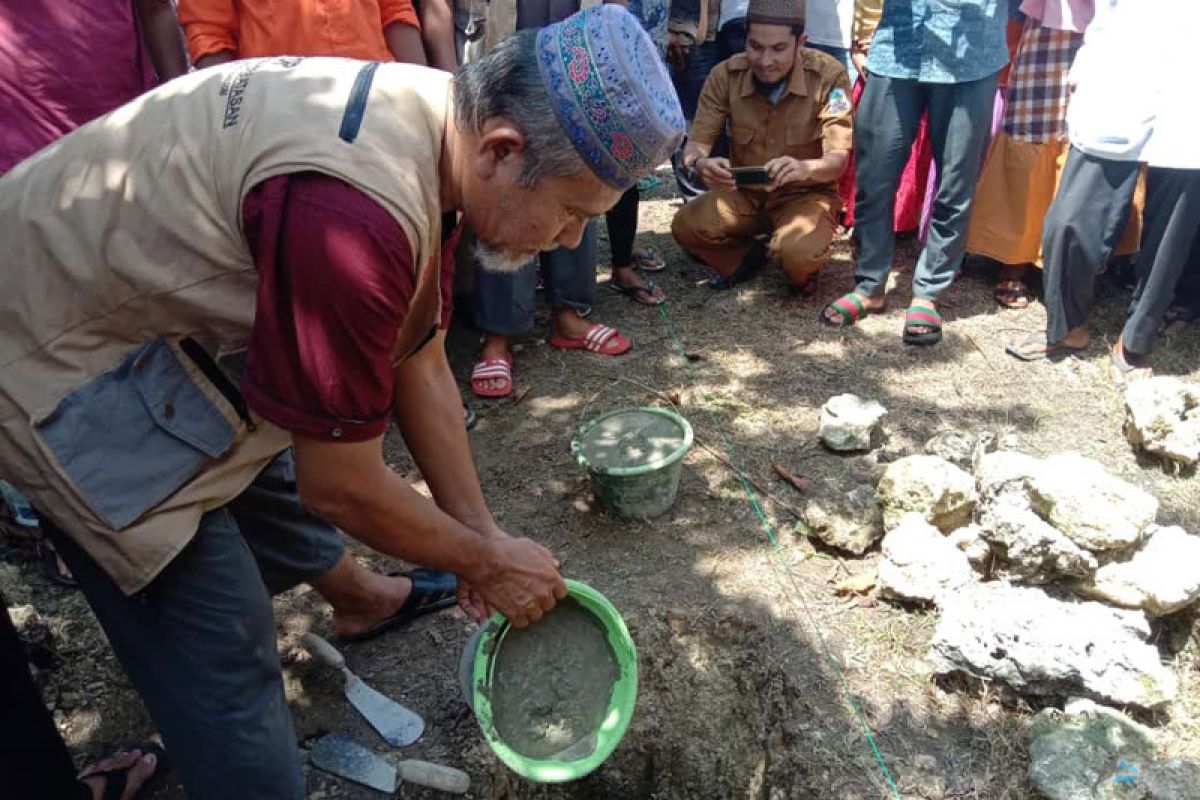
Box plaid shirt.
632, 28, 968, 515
866, 0, 1010, 84
1004, 21, 1083, 142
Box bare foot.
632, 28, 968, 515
611, 265, 665, 305
78, 749, 159, 800
551, 308, 598, 341
311, 554, 414, 640
475, 334, 513, 395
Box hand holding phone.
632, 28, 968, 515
731, 166, 772, 186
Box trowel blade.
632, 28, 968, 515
344, 672, 425, 747
310, 733, 398, 793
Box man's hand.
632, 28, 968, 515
696, 157, 736, 192
765, 156, 813, 191
851, 41, 869, 80
667, 32, 689, 71
470, 535, 568, 628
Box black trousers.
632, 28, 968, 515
0, 603, 90, 799
1042, 147, 1141, 343
1123, 167, 1200, 354
606, 186, 640, 268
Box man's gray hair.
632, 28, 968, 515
452, 30, 586, 187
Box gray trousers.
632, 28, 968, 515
1042, 147, 1141, 344
1123, 167, 1200, 355
853, 70, 1000, 300
471, 219, 597, 336
45, 451, 344, 799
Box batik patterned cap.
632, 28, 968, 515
535, 5, 685, 191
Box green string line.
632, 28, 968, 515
655, 303, 903, 799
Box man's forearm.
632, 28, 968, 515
135, 0, 190, 81
682, 139, 713, 168
393, 333, 497, 533
420, 0, 458, 71
805, 151, 850, 184
385, 22, 428, 65
196, 50, 235, 69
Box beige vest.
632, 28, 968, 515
0, 57, 451, 593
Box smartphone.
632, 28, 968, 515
732, 166, 771, 186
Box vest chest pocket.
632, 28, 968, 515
34, 340, 240, 531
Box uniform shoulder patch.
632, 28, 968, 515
824, 87, 851, 116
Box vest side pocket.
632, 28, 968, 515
33, 340, 239, 531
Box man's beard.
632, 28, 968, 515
474, 239, 536, 274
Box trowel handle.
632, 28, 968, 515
397, 760, 470, 794
300, 632, 345, 670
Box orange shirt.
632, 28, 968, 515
179, 0, 420, 63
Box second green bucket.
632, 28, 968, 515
571, 407, 693, 519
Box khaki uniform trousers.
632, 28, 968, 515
672, 188, 841, 285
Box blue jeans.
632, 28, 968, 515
853, 70, 1000, 301
472, 220, 598, 336
807, 43, 858, 86
45, 451, 343, 799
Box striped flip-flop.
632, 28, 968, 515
470, 356, 513, 398
548, 323, 632, 355
821, 292, 877, 327
903, 304, 943, 346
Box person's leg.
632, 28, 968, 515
672, 189, 767, 277
1120, 168, 1200, 359
1040, 147, 1141, 345
673, 40, 723, 122
546, 219, 604, 340
913, 71, 1001, 304
226, 451, 444, 641
46, 514, 306, 799
806, 43, 856, 84
851, 74, 926, 301
1, 603, 90, 799
767, 193, 840, 291
472, 256, 538, 394
605, 188, 664, 303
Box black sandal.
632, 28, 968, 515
338, 568, 458, 644
77, 741, 170, 800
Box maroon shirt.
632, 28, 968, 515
240, 172, 456, 442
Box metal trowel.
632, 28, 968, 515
310, 733, 470, 794
301, 632, 425, 747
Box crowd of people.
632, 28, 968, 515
0, 0, 1195, 798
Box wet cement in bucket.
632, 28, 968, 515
579, 410, 685, 471
489, 598, 619, 760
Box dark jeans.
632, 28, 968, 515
1, 604, 91, 799
853, 70, 1000, 301
44, 451, 345, 799
1042, 147, 1141, 344
671, 21, 746, 121
471, 220, 598, 336
1123, 167, 1200, 354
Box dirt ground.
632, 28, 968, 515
5, 169, 1200, 799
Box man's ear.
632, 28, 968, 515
475, 118, 527, 179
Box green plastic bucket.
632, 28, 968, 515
571, 407, 693, 519
458, 580, 638, 783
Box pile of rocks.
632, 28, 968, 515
807, 394, 1200, 796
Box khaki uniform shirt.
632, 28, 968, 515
691, 49, 853, 196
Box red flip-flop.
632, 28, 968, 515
548, 323, 632, 355
470, 356, 513, 398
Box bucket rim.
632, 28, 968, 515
570, 406, 694, 477
468, 579, 638, 783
